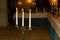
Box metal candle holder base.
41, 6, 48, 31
15, 25, 19, 29
20, 26, 32, 40
20, 26, 26, 40
28, 28, 32, 30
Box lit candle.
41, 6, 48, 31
16, 7, 18, 26
22, 9, 24, 27
29, 9, 32, 30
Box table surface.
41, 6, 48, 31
48, 14, 60, 38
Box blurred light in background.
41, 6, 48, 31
26, 0, 33, 4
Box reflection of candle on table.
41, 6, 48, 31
22, 9, 24, 27
16, 8, 18, 26
29, 9, 32, 30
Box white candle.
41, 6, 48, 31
22, 9, 24, 27
16, 7, 18, 26
29, 9, 31, 29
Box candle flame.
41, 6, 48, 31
22, 9, 24, 11
29, 9, 31, 12
18, 2, 22, 5
16, 8, 17, 10
26, 0, 32, 3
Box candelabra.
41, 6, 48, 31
15, 26, 31, 40
15, 8, 32, 40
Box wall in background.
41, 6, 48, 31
0, 0, 8, 27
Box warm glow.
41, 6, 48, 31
50, 0, 57, 3
52, 3, 54, 5
26, 0, 32, 3
53, 0, 57, 3
18, 2, 22, 5
50, 0, 57, 5
32, 3, 36, 5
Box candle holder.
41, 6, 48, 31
15, 8, 32, 40
20, 26, 26, 40
16, 26, 32, 40
15, 25, 19, 29
28, 28, 32, 30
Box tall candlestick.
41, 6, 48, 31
22, 9, 24, 27
16, 7, 18, 26
29, 9, 32, 30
